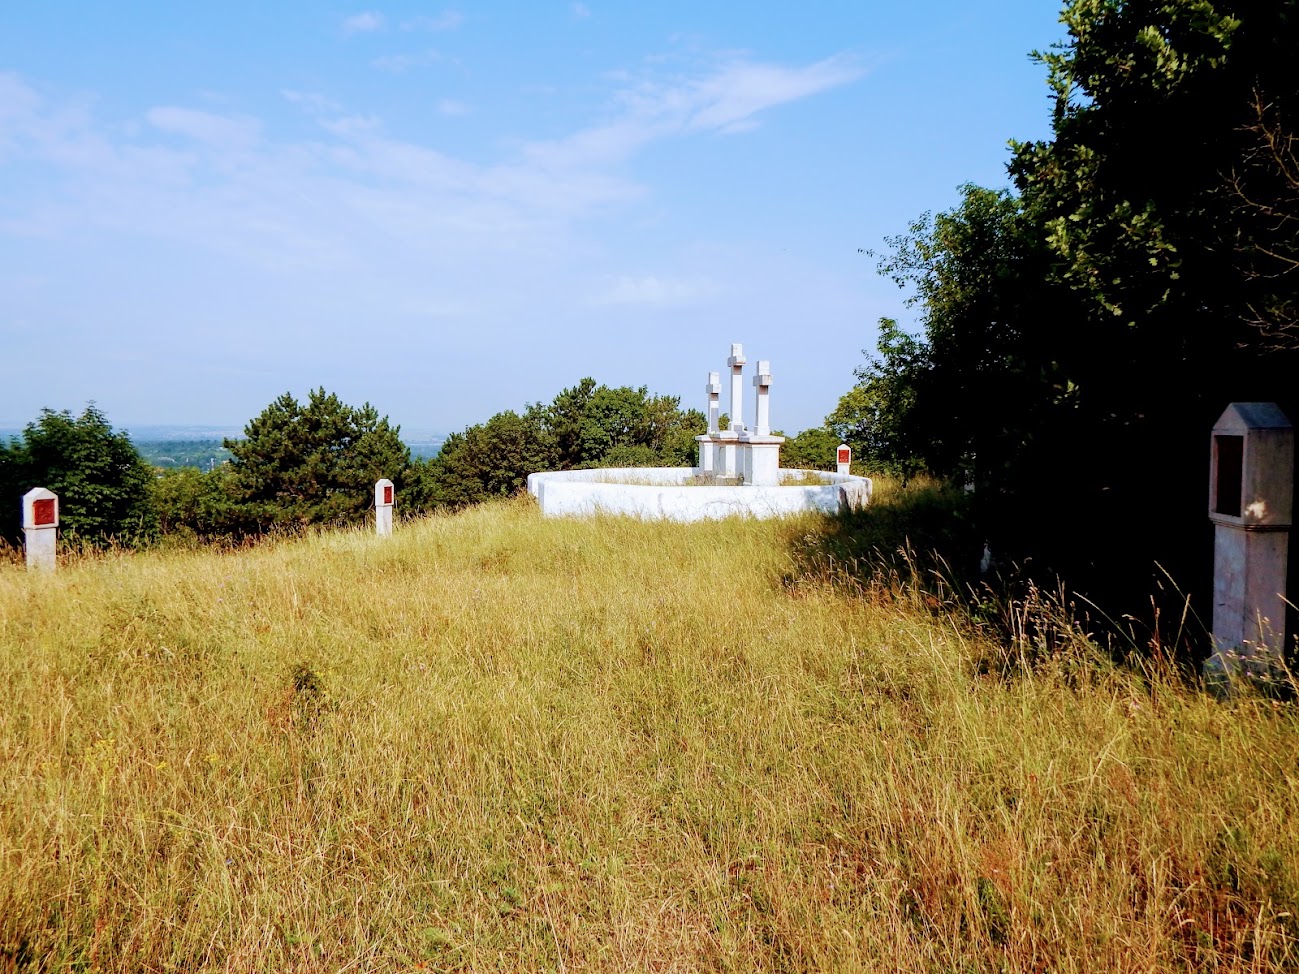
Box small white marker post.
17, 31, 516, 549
374, 478, 394, 537
836, 443, 852, 476
22, 487, 58, 572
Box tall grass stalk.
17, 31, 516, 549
1, 496, 1297, 971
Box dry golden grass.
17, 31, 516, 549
1, 493, 1297, 972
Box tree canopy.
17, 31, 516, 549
222, 388, 416, 532
843, 0, 1299, 608
0, 405, 156, 545
429, 379, 705, 508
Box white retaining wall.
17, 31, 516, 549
526, 467, 872, 522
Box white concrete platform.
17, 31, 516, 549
526, 467, 872, 522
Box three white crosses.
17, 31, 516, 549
710, 343, 774, 437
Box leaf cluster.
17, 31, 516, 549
429, 378, 705, 508
0, 405, 157, 546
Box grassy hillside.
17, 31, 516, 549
1, 493, 1297, 972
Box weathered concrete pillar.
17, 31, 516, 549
22, 487, 58, 572
375, 478, 394, 537
727, 343, 746, 434
837, 443, 851, 476
752, 360, 772, 436
1207, 403, 1293, 682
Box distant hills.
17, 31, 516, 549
1, 424, 448, 465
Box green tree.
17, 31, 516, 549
1011, 0, 1298, 341
152, 466, 244, 540
429, 409, 555, 508
868, 0, 1299, 611
544, 380, 702, 469
777, 426, 842, 471
0, 405, 157, 545
826, 317, 935, 475
224, 388, 413, 531
429, 378, 706, 507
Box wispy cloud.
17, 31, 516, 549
402, 11, 463, 32
572, 3, 591, 18
525, 54, 865, 168
589, 273, 715, 307
372, 49, 442, 72
147, 107, 261, 150
0, 51, 862, 274
342, 11, 385, 34
281, 90, 343, 115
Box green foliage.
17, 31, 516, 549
151, 466, 244, 541
222, 388, 415, 532
429, 409, 555, 508
0, 405, 157, 545
547, 378, 703, 469
430, 379, 705, 507
865, 0, 1299, 622
777, 426, 841, 471
1011, 0, 1278, 330
826, 317, 934, 475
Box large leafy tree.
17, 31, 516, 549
0, 405, 157, 545
223, 388, 413, 531
866, 0, 1299, 606
1012, 0, 1297, 340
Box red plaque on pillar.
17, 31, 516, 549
33, 498, 56, 526
837, 447, 851, 465
383, 485, 393, 505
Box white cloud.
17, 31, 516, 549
0, 72, 41, 121
0, 52, 861, 277
373, 49, 442, 73
572, 3, 591, 18
524, 54, 865, 169
281, 90, 343, 115
589, 274, 715, 307
342, 11, 385, 34
146, 107, 261, 150
402, 11, 463, 31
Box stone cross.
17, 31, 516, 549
22, 487, 58, 572
706, 371, 721, 434
837, 443, 851, 476
375, 478, 394, 537
727, 343, 746, 433
752, 360, 773, 435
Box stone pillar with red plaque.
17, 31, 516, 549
22, 487, 58, 572
836, 444, 851, 476
375, 478, 395, 537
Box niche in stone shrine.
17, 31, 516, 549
1212, 434, 1244, 518
1208, 403, 1293, 529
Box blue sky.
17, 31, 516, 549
1, 2, 1063, 437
